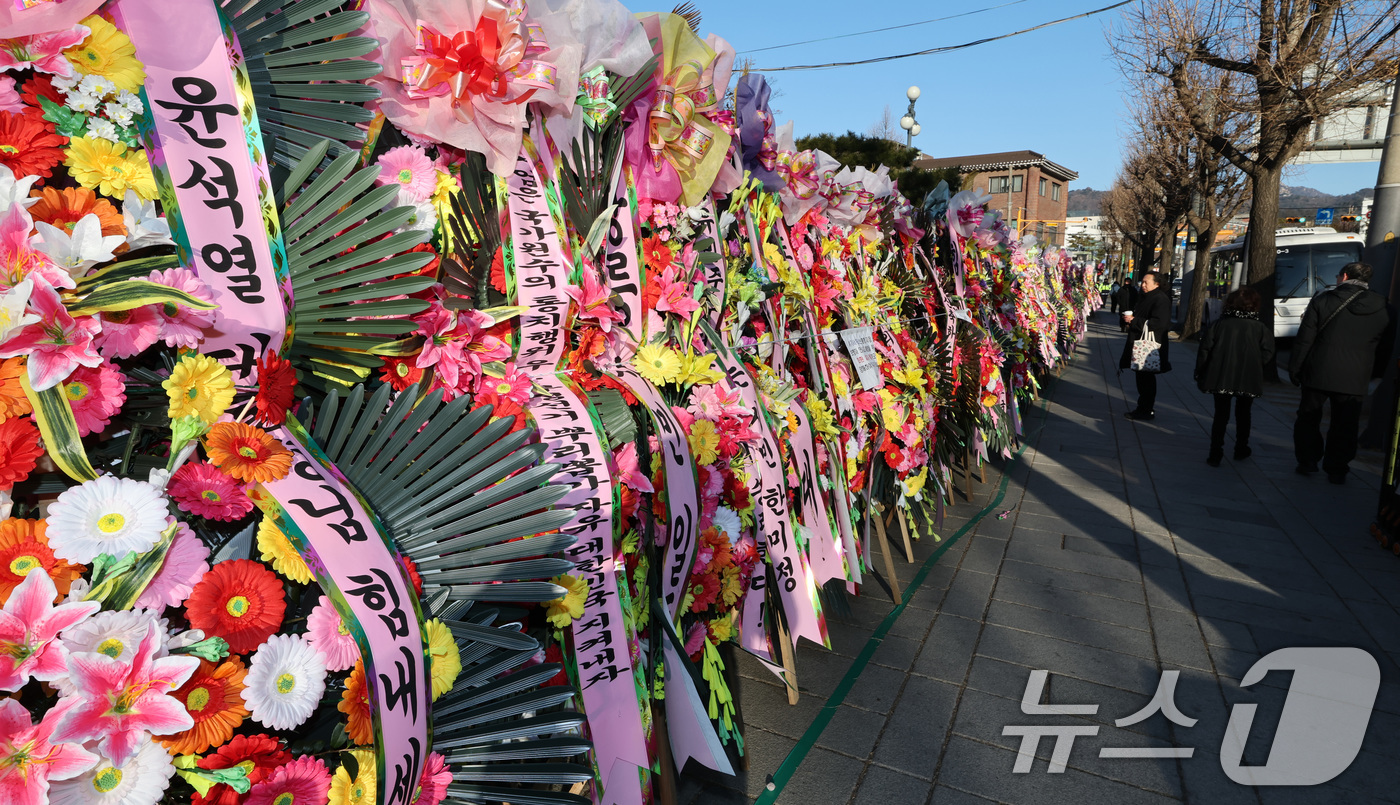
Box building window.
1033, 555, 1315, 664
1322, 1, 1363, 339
988, 174, 1023, 193
1039, 177, 1047, 196
1051, 182, 1061, 201
1036, 222, 1045, 239
1013, 174, 1023, 193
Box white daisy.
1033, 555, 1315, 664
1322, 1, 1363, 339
102, 101, 133, 128
391, 190, 437, 234
58, 609, 169, 693
86, 118, 120, 143
65, 91, 101, 113
47, 476, 170, 564
50, 734, 175, 805
77, 74, 117, 99
242, 634, 327, 730
115, 91, 143, 116
712, 507, 743, 544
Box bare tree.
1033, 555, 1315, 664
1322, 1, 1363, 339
1111, 0, 1400, 335
868, 105, 900, 142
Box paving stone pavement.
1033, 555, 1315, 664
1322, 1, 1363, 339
679, 310, 1400, 805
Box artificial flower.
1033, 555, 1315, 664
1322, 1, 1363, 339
64, 16, 146, 93
338, 659, 373, 745
244, 756, 331, 805
328, 748, 375, 805
204, 421, 293, 483
425, 617, 460, 700
120, 188, 174, 250
28, 186, 125, 239
52, 622, 199, 766
164, 353, 235, 424
565, 267, 625, 332
614, 441, 654, 493
56, 607, 166, 670
63, 135, 136, 197
94, 304, 161, 358
133, 520, 209, 611
147, 267, 215, 347
0, 518, 81, 604
415, 753, 452, 805
193, 735, 291, 805
0, 279, 37, 346
45, 475, 168, 563
485, 363, 532, 405
0, 698, 99, 805
378, 355, 423, 391
168, 461, 254, 521
652, 265, 700, 318
0, 276, 101, 390
634, 342, 681, 385
711, 506, 743, 542
120, 148, 157, 201
0, 358, 30, 421
642, 235, 673, 271
185, 559, 286, 655
0, 415, 43, 490
688, 419, 721, 464
255, 518, 311, 584
543, 574, 588, 630
0, 111, 66, 180
49, 734, 175, 805
0, 164, 40, 210
0, 76, 17, 114
242, 634, 327, 730
376, 145, 437, 202
157, 656, 250, 756
253, 351, 296, 426
305, 595, 358, 672
61, 361, 125, 436
0, 568, 99, 690
34, 215, 125, 276
0, 25, 89, 76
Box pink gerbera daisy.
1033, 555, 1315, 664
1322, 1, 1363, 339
305, 596, 359, 672
135, 521, 210, 610
60, 361, 125, 436
95, 304, 162, 358
376, 145, 437, 202
168, 461, 254, 522
147, 268, 216, 348
484, 363, 532, 406
245, 755, 331, 805
415, 752, 453, 805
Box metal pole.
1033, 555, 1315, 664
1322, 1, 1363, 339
1368, 71, 1400, 247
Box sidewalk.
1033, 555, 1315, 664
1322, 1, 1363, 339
683, 309, 1400, 804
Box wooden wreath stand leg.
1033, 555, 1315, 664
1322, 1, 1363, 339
775, 612, 800, 705
964, 447, 976, 502
872, 507, 903, 602
654, 707, 679, 805
896, 508, 915, 562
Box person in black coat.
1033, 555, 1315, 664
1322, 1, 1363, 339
1195, 287, 1274, 465
1289, 261, 1393, 484
1115, 280, 1140, 331
1120, 271, 1172, 420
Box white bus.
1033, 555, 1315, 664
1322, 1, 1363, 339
1208, 227, 1365, 337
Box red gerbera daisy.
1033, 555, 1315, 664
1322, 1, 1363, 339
185, 559, 287, 654
193, 734, 292, 805
489, 244, 507, 294
19, 75, 62, 117
400, 554, 423, 596
168, 461, 254, 521
0, 415, 43, 490
253, 351, 296, 426
0, 110, 66, 180
642, 235, 673, 272
379, 355, 423, 391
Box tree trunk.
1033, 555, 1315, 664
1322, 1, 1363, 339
1182, 224, 1217, 339
1247, 166, 1283, 376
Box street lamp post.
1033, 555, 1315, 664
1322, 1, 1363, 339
898, 86, 921, 148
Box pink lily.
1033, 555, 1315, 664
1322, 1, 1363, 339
614, 442, 654, 493
653, 266, 700, 318
0, 698, 99, 805
565, 268, 625, 332
52, 622, 198, 766
0, 26, 89, 76
413, 301, 466, 385
0, 277, 102, 391
0, 205, 73, 293
0, 569, 100, 692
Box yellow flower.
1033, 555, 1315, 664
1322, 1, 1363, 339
329, 749, 376, 805
431, 170, 459, 206
831, 370, 850, 399
677, 352, 722, 385
807, 399, 839, 438
65, 136, 135, 198
719, 567, 742, 608
65, 16, 146, 92
890, 353, 925, 389
256, 518, 311, 584
902, 466, 929, 500
164, 354, 235, 424
426, 618, 461, 700
710, 610, 734, 642
123, 149, 157, 202
544, 574, 589, 629
688, 419, 720, 465
633, 343, 681, 386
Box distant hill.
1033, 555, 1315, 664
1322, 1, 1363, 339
1067, 185, 1372, 218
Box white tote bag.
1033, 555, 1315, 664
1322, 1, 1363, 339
1130, 330, 1161, 373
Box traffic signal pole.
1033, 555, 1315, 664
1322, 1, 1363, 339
1368, 71, 1400, 249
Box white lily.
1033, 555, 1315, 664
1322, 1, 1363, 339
33, 214, 124, 277
122, 189, 175, 250
0, 165, 40, 212
0, 277, 39, 346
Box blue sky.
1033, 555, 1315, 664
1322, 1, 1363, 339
699, 0, 1382, 195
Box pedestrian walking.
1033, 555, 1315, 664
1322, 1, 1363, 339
1195, 287, 1274, 466
1120, 271, 1171, 421
1110, 280, 1121, 313
1289, 261, 1393, 484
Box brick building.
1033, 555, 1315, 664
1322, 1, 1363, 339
913, 150, 1078, 246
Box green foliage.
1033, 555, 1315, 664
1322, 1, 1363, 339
795, 130, 961, 205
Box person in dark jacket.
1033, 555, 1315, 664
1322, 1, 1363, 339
1115, 280, 1140, 331
1120, 271, 1172, 420
1196, 287, 1274, 465
1289, 261, 1393, 483
1110, 280, 1121, 313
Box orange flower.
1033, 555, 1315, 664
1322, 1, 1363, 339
0, 358, 32, 422
253, 351, 296, 427
338, 659, 374, 745
27, 186, 126, 239
0, 519, 83, 604
159, 657, 251, 756
205, 421, 293, 483
0, 416, 43, 490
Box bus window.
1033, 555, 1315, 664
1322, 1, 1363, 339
1310, 242, 1363, 292
1274, 246, 1310, 299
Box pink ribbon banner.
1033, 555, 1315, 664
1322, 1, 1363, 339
252, 422, 429, 805
507, 150, 648, 805
602, 157, 644, 345
113, 0, 288, 382
789, 403, 846, 587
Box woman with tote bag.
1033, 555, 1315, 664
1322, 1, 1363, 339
1120, 271, 1172, 420
1195, 287, 1275, 465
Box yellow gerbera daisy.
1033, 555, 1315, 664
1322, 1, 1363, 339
687, 419, 720, 465
329, 749, 376, 805
676, 352, 722, 386
256, 518, 311, 584
633, 343, 681, 386
807, 399, 839, 438
64, 16, 146, 93
164, 354, 235, 424
543, 574, 589, 629
426, 618, 461, 700
123, 149, 158, 202
710, 610, 734, 642
64, 136, 134, 199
